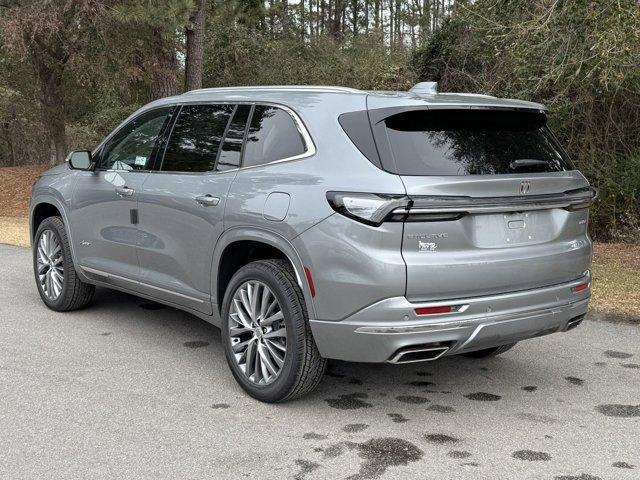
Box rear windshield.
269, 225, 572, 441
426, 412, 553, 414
383, 109, 573, 175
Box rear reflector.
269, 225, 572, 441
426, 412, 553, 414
415, 305, 452, 315
572, 282, 590, 293
304, 267, 316, 298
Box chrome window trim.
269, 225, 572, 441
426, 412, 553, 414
174, 100, 316, 171
100, 101, 317, 176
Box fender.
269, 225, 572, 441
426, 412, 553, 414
210, 226, 316, 320
30, 194, 73, 255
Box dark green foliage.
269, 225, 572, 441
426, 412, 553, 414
0, 0, 637, 240
411, 0, 640, 241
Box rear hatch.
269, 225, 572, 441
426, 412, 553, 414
371, 107, 595, 301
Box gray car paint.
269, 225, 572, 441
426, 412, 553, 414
30, 85, 593, 363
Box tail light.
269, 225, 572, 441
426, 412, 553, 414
572, 282, 590, 293
415, 305, 452, 315
326, 192, 409, 226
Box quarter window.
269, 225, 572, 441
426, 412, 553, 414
216, 104, 251, 172
98, 107, 172, 171
161, 104, 233, 173
243, 105, 306, 167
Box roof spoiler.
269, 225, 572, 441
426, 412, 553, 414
409, 82, 438, 95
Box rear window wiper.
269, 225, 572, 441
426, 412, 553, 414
509, 158, 552, 170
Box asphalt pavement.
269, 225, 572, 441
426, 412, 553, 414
0, 244, 638, 480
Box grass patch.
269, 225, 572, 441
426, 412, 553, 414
590, 243, 640, 323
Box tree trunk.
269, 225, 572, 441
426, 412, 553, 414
329, 0, 342, 40
389, 0, 394, 45
364, 0, 369, 33
185, 0, 207, 92
150, 28, 179, 100
30, 48, 68, 165
300, 0, 305, 40
374, 0, 379, 29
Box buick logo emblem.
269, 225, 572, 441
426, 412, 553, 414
519, 181, 531, 195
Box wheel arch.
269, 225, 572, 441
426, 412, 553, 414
30, 195, 81, 269
212, 227, 315, 319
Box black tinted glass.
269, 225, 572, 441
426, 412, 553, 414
384, 110, 573, 175
99, 107, 172, 170
216, 104, 251, 172
161, 104, 233, 172
243, 105, 305, 167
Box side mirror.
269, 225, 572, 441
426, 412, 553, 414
67, 150, 94, 170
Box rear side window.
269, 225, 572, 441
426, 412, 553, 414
161, 104, 233, 172
216, 104, 251, 172
382, 109, 573, 175
243, 105, 306, 167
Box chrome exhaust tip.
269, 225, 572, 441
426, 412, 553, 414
566, 314, 586, 331
387, 345, 450, 364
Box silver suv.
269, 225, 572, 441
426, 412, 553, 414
30, 84, 595, 402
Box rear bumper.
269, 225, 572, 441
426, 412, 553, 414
309, 273, 591, 363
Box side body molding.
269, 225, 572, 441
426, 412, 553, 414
210, 226, 314, 326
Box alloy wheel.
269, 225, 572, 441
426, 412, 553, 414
228, 280, 287, 385
36, 229, 64, 300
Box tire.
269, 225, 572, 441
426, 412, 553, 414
33, 216, 95, 311
462, 343, 517, 359
221, 259, 327, 402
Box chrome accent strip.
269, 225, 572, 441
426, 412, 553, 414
80, 266, 205, 303
94, 102, 317, 174
394, 188, 597, 216
354, 298, 589, 335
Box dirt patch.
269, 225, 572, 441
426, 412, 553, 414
0, 165, 50, 217
0, 216, 30, 247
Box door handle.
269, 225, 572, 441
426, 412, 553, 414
195, 194, 220, 207
115, 186, 134, 197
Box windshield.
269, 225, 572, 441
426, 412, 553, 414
383, 109, 573, 175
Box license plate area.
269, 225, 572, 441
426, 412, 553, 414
470, 210, 558, 248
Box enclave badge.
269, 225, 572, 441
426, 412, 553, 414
519, 181, 531, 195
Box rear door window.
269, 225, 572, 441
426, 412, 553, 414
243, 105, 306, 167
161, 104, 233, 173
216, 104, 251, 172
382, 109, 573, 175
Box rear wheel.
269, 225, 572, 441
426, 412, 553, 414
462, 343, 517, 359
221, 259, 326, 402
33, 216, 95, 311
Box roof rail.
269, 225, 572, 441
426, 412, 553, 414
183, 85, 363, 95
409, 82, 438, 95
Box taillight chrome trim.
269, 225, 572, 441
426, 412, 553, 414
327, 187, 596, 225
392, 187, 597, 219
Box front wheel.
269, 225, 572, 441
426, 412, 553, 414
221, 259, 326, 402
33, 216, 95, 311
